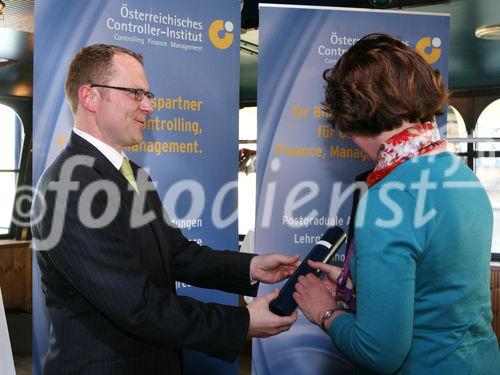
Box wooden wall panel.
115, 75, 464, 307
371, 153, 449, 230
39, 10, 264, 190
0, 241, 31, 313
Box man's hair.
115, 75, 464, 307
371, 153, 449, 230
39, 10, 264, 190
65, 44, 144, 113
323, 33, 448, 136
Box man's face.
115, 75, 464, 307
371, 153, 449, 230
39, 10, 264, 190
93, 53, 153, 151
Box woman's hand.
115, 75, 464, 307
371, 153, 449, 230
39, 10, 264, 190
308, 260, 343, 294
294, 272, 338, 326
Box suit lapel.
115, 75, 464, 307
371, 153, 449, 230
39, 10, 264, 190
68, 132, 135, 207
67, 132, 172, 288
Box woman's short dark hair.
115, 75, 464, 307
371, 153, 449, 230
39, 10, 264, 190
323, 33, 448, 136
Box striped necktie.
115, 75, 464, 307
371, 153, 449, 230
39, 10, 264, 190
119, 157, 138, 193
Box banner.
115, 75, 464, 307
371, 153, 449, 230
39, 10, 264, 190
254, 4, 449, 374
33, 0, 240, 374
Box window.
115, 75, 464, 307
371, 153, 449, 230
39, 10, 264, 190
238, 106, 257, 236
446, 105, 468, 154
448, 93, 500, 259
474, 99, 500, 256
0, 104, 25, 235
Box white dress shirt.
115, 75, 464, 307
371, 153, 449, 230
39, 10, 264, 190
73, 127, 126, 170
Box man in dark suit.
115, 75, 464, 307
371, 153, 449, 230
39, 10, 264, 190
31, 44, 298, 374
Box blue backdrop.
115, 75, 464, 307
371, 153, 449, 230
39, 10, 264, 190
254, 4, 449, 374
33, 0, 241, 374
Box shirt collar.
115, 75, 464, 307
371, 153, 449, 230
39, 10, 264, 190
73, 127, 126, 170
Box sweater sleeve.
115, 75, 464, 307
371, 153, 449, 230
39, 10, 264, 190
330, 187, 424, 373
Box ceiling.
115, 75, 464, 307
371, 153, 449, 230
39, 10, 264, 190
0, 0, 33, 97
239, 0, 500, 101
0, 0, 499, 101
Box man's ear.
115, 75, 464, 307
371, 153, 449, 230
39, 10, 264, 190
78, 85, 97, 112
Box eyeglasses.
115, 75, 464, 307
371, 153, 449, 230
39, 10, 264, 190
90, 84, 155, 101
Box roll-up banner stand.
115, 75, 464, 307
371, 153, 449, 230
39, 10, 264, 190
33, 1, 240, 374
254, 4, 449, 374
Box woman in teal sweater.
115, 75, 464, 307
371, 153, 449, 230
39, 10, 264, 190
294, 34, 500, 374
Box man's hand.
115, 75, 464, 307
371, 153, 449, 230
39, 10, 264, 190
250, 253, 300, 284
247, 289, 298, 338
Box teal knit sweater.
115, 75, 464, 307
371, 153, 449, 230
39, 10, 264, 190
330, 152, 500, 374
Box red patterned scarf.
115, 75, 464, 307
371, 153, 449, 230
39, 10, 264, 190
367, 122, 447, 187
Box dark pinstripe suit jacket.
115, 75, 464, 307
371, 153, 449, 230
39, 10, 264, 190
32, 132, 257, 374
